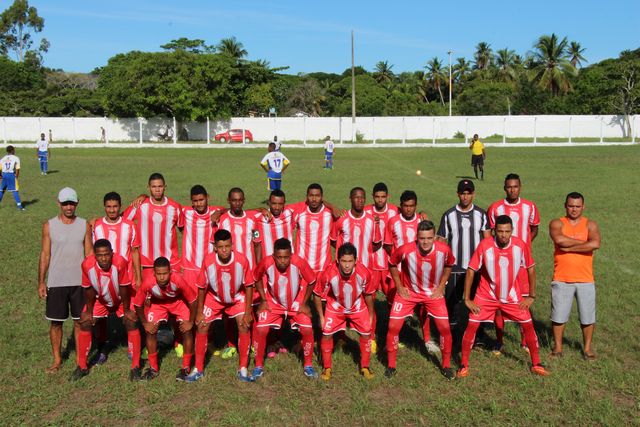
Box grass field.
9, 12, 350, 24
0, 145, 639, 425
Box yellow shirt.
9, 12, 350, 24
470, 140, 484, 155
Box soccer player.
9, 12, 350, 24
314, 243, 375, 380
487, 173, 540, 353
469, 134, 485, 180
272, 135, 281, 151
260, 142, 290, 191
36, 132, 50, 175
437, 180, 491, 339
253, 190, 295, 259
457, 215, 549, 378
323, 136, 335, 169
549, 192, 601, 359
73, 239, 142, 381
251, 238, 318, 379
0, 145, 25, 210
386, 220, 455, 380
134, 257, 196, 381
188, 229, 255, 382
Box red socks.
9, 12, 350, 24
521, 321, 541, 366
385, 317, 404, 369
359, 336, 371, 369
238, 331, 250, 370
461, 321, 480, 367
300, 327, 314, 367
127, 329, 141, 369
433, 318, 452, 369
195, 332, 208, 372
252, 327, 269, 368
321, 338, 334, 369
77, 330, 92, 370
148, 352, 159, 371
495, 311, 505, 345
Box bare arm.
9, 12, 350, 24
549, 219, 588, 248
463, 268, 481, 315
431, 265, 452, 299
389, 265, 408, 299
131, 247, 142, 289
84, 223, 93, 256
313, 294, 325, 327
38, 222, 51, 298
560, 220, 601, 253
530, 225, 539, 242
519, 266, 536, 310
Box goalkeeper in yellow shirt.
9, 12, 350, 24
469, 134, 485, 180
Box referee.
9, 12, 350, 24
437, 179, 491, 342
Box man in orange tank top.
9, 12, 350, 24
548, 192, 600, 360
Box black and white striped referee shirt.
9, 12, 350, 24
437, 204, 488, 273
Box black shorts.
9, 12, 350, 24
45, 286, 85, 321
471, 155, 484, 166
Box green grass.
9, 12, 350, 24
1, 146, 639, 425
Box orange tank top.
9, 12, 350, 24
553, 217, 594, 283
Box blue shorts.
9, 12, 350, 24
325, 151, 333, 160
0, 173, 18, 191
38, 150, 48, 160
268, 178, 282, 191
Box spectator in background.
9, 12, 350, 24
469, 134, 485, 180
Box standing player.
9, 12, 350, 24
260, 143, 290, 191
314, 243, 376, 380
74, 239, 142, 381
487, 173, 540, 353
386, 220, 455, 380
549, 192, 601, 359
272, 135, 281, 151
36, 132, 50, 175
188, 230, 255, 382
134, 257, 196, 380
323, 136, 335, 170
469, 134, 485, 180
251, 238, 318, 379
0, 146, 25, 210
457, 215, 549, 377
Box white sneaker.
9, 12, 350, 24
425, 340, 441, 355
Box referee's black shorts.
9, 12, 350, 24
45, 286, 85, 322
471, 154, 484, 166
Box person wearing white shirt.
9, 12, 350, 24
323, 136, 335, 170
36, 132, 50, 175
0, 145, 25, 210
260, 143, 290, 191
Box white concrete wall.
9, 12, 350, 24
1, 115, 637, 143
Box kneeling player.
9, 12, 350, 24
458, 215, 549, 378
385, 220, 455, 380
189, 229, 255, 382
251, 238, 318, 379
134, 257, 196, 380
72, 239, 142, 381
314, 243, 375, 380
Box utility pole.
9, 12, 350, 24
351, 30, 356, 125
448, 50, 453, 116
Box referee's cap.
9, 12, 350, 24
58, 187, 79, 203
457, 179, 475, 193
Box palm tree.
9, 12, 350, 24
531, 33, 577, 95
474, 42, 493, 70
495, 48, 518, 82
217, 37, 247, 60
568, 41, 587, 68
453, 57, 471, 82
373, 60, 394, 84
425, 57, 447, 105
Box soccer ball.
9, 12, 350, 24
416, 170, 422, 176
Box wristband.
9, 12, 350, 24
528, 295, 535, 299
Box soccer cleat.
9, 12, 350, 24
69, 366, 89, 381
456, 366, 469, 378
174, 343, 184, 358
425, 340, 441, 355
18, 206, 26, 211
213, 349, 222, 357
221, 346, 237, 360
251, 366, 264, 379
492, 343, 503, 357
90, 352, 108, 366
303, 366, 319, 379
384, 367, 397, 378
360, 367, 374, 380
370, 340, 378, 354
397, 342, 406, 349
441, 367, 455, 381
531, 365, 551, 376
142, 367, 159, 380
141, 348, 148, 360
185, 368, 204, 383
175, 367, 190, 381
237, 368, 255, 383
320, 368, 332, 381
129, 367, 142, 381
266, 343, 277, 359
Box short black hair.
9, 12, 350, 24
504, 173, 520, 184
6, 145, 14, 154
268, 142, 276, 150
191, 184, 208, 197
273, 238, 291, 252
565, 192, 584, 204
495, 215, 513, 227
93, 238, 113, 251
228, 187, 244, 199
337, 242, 357, 259
214, 229, 232, 243
400, 190, 417, 204
153, 256, 171, 268
350, 187, 365, 198
270, 189, 285, 200
103, 191, 121, 205
372, 182, 388, 194
417, 220, 435, 232
307, 183, 323, 195
148, 172, 165, 184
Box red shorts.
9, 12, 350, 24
256, 308, 312, 330
517, 268, 530, 296
203, 292, 246, 323
145, 299, 191, 324
86, 300, 130, 318
322, 309, 371, 336
469, 297, 532, 324
389, 292, 449, 320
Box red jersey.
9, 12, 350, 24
253, 253, 316, 312
81, 254, 131, 309
180, 205, 223, 271
385, 214, 420, 251
487, 198, 540, 247
365, 203, 399, 270
92, 216, 140, 262
196, 251, 254, 305
293, 204, 334, 271
389, 241, 455, 296
331, 211, 381, 268
124, 197, 182, 268
468, 236, 534, 304
214, 211, 259, 269
133, 271, 196, 307
315, 262, 374, 314
253, 207, 296, 257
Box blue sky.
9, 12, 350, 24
28, 0, 640, 74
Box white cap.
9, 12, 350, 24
57, 187, 78, 203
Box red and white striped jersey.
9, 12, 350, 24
81, 254, 131, 309
133, 271, 196, 306
253, 208, 296, 257
124, 197, 182, 268
487, 198, 540, 247
293, 204, 334, 272
314, 262, 374, 314
365, 203, 398, 271
196, 252, 254, 305
468, 236, 534, 304
214, 211, 259, 269
180, 205, 223, 271
331, 211, 381, 268
92, 216, 140, 262
389, 241, 455, 296
385, 214, 420, 251
253, 253, 316, 312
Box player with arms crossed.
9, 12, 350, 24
0, 145, 25, 210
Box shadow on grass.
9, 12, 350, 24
22, 198, 39, 207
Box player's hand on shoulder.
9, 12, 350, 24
131, 194, 147, 208
419, 211, 429, 221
